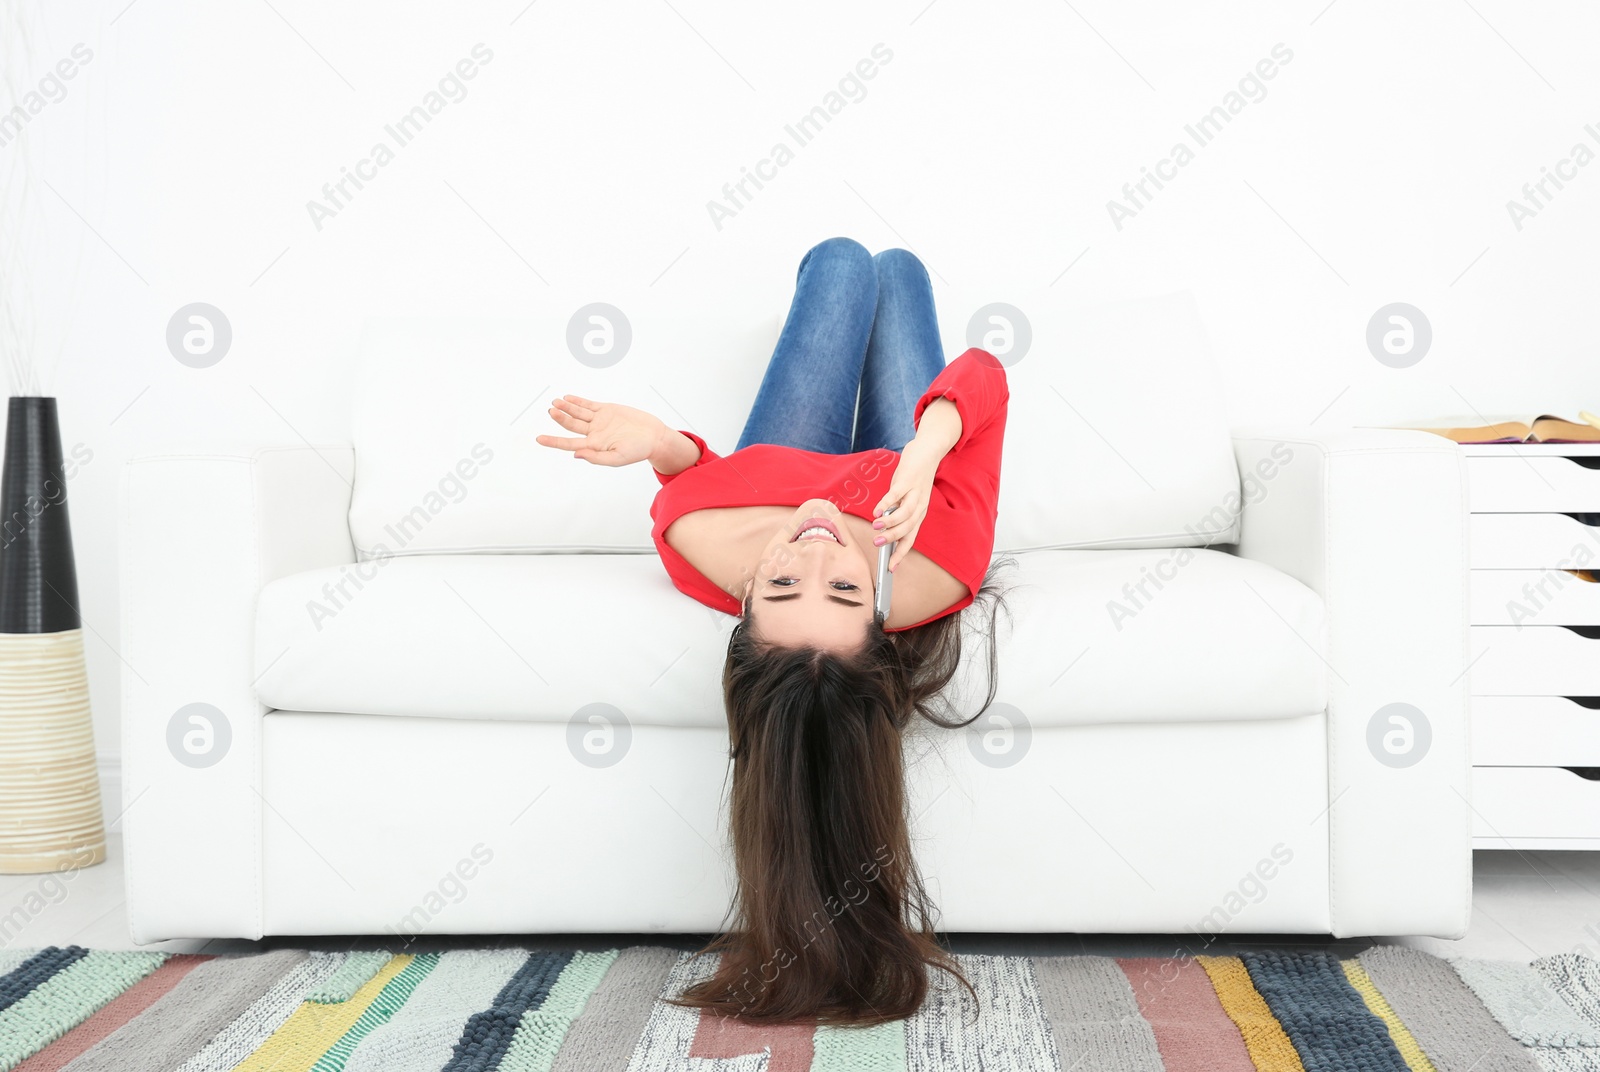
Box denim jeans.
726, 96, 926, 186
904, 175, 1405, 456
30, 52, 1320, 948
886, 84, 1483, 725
736, 237, 946, 455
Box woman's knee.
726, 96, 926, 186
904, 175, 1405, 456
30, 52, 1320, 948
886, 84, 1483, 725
799, 236, 873, 279
872, 246, 928, 284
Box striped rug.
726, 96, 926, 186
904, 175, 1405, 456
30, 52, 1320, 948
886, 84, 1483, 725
0, 944, 1596, 1070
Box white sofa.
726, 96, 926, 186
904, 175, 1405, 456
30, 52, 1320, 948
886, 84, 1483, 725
119, 289, 1473, 944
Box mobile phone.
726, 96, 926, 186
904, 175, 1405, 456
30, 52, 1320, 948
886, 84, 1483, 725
874, 505, 896, 625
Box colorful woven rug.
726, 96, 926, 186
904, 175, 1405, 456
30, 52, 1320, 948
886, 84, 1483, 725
0, 943, 1596, 1070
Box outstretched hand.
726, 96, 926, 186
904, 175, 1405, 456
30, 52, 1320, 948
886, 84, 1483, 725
535, 394, 669, 467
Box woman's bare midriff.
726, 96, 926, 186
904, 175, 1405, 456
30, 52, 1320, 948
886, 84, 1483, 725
664, 505, 968, 630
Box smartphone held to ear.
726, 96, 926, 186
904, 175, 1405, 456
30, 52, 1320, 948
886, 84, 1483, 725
875, 505, 896, 625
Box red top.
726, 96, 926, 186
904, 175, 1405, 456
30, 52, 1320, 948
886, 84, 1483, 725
649, 348, 1009, 631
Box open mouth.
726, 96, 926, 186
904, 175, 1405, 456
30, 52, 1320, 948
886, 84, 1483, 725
790, 516, 843, 545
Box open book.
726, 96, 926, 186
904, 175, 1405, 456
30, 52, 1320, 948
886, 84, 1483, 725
1391, 413, 1600, 444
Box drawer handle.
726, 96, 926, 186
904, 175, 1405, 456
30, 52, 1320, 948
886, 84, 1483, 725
1565, 696, 1600, 710
1565, 512, 1600, 527
1565, 626, 1600, 640
1565, 457, 1600, 471
1564, 767, 1600, 781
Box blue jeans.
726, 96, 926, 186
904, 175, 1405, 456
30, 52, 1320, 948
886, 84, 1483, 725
736, 237, 946, 455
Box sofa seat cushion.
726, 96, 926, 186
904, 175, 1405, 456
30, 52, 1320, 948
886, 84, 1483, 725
255, 547, 1325, 729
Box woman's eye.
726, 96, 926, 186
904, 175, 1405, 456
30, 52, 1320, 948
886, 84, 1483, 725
769, 578, 858, 590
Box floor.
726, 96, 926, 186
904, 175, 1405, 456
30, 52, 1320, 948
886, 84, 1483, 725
4, 836, 1597, 963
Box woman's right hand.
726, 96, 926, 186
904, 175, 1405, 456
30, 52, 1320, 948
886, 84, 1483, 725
535, 394, 669, 467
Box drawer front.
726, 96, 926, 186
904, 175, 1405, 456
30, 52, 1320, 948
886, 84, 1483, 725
1472, 696, 1600, 765
1471, 766, 1600, 840
1471, 569, 1600, 625
1470, 624, 1600, 695
1468, 456, 1600, 512
1470, 513, 1600, 568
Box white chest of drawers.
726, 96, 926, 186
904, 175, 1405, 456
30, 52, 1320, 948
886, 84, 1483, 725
1465, 442, 1600, 849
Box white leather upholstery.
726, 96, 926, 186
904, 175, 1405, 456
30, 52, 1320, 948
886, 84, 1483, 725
253, 547, 1326, 727
257, 710, 1332, 935
348, 307, 778, 557
991, 290, 1243, 551
1232, 427, 1473, 939
120, 308, 1472, 944
347, 291, 1241, 558
120, 446, 355, 944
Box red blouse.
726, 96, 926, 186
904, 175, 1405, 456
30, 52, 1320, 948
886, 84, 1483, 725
649, 348, 1009, 631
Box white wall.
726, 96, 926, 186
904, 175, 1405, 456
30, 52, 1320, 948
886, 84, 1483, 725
3, 0, 1597, 806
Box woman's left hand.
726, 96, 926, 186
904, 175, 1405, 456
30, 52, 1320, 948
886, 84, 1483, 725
872, 440, 941, 572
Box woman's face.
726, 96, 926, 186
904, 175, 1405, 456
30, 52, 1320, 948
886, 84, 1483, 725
743, 497, 877, 652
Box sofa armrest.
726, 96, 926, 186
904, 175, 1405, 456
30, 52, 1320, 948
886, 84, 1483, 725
1231, 426, 1472, 939
120, 444, 355, 943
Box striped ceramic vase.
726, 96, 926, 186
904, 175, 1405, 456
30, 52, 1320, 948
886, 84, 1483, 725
0, 396, 105, 873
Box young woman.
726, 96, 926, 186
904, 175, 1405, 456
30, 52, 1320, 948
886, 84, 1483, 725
535, 236, 1013, 1025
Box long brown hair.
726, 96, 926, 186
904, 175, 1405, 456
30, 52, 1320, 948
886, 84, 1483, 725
665, 554, 1018, 1026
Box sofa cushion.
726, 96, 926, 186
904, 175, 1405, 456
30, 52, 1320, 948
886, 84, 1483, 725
254, 547, 1325, 728
348, 305, 779, 559
347, 290, 1241, 561
987, 289, 1242, 550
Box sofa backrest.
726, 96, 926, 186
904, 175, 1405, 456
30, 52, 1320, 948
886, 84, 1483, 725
348, 289, 1241, 560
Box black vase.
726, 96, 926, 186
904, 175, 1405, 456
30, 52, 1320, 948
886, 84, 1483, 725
0, 395, 105, 874
1, 397, 81, 633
